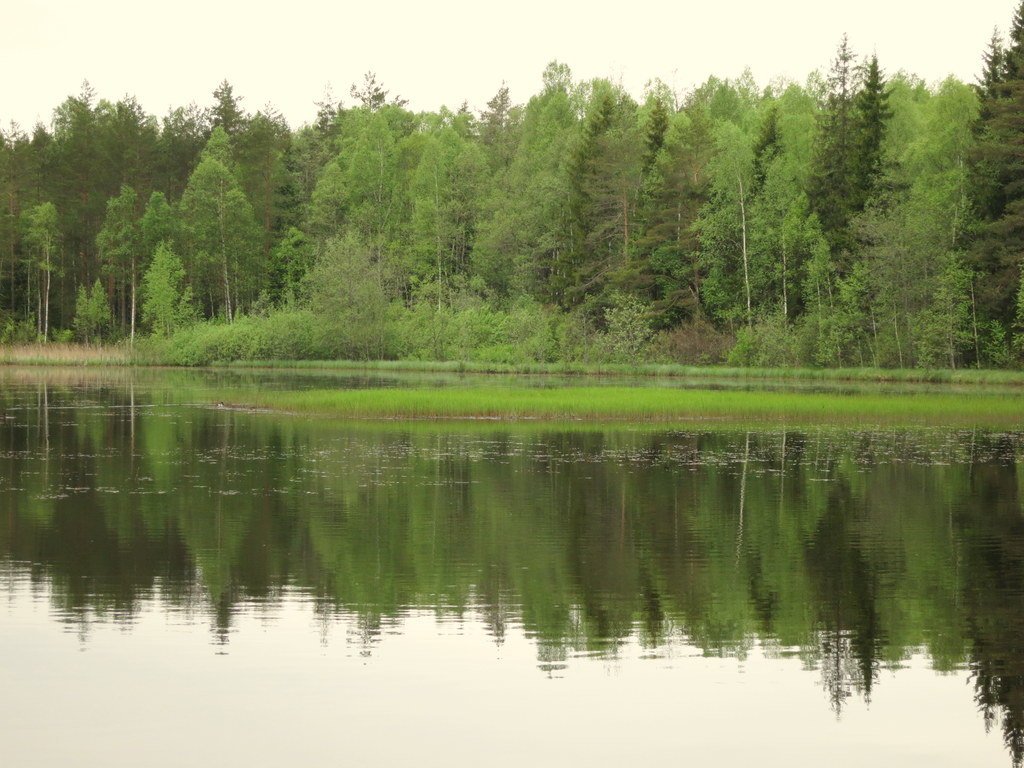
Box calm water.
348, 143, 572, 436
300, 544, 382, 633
2, 368, 1023, 767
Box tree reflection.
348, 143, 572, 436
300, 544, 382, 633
2, 381, 1024, 763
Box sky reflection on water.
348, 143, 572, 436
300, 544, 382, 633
1, 369, 1022, 766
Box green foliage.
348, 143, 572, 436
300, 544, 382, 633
599, 292, 653, 362
699, 120, 755, 325
269, 226, 312, 301
160, 310, 322, 366
915, 254, 974, 368
409, 123, 486, 297
0, 316, 37, 344
178, 127, 260, 320
559, 80, 642, 305
96, 185, 139, 281
306, 234, 402, 360
72, 279, 111, 343
22, 201, 61, 339
728, 313, 800, 367
141, 243, 195, 336
23, 202, 60, 265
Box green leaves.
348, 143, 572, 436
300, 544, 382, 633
142, 242, 194, 336
179, 128, 260, 320
73, 279, 112, 343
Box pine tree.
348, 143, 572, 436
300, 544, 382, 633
210, 80, 246, 137
479, 84, 520, 171
349, 73, 407, 111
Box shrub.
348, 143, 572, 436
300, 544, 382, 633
728, 314, 801, 367
649, 317, 734, 364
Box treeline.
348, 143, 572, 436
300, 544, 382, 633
5, 8, 1024, 367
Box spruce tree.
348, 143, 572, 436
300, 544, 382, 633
559, 83, 642, 306
751, 106, 780, 192
851, 55, 892, 209
971, 1, 1024, 341
809, 36, 859, 256
980, 28, 1005, 106
642, 96, 669, 173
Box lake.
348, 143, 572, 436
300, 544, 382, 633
1, 367, 1022, 766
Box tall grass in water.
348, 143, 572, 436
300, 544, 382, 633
220, 387, 1024, 426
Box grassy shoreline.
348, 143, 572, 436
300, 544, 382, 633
215, 387, 1024, 426
0, 343, 133, 366
217, 358, 1024, 385
4, 343, 1024, 387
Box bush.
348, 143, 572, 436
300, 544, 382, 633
73, 279, 112, 343
0, 315, 37, 345
728, 314, 801, 367
307, 235, 402, 360
161, 310, 327, 365
599, 293, 654, 363
649, 317, 734, 364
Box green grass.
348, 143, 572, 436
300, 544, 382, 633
216, 386, 1024, 426
216, 358, 1024, 386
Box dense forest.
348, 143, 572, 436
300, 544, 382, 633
6, 8, 1024, 368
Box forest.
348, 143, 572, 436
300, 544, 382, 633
5, 7, 1024, 369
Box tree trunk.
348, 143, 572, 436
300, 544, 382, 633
42, 244, 51, 341
223, 259, 233, 322
893, 314, 904, 368
970, 277, 981, 368
622, 190, 629, 266
737, 173, 751, 326
43, 267, 50, 341
781, 241, 788, 318
130, 256, 137, 342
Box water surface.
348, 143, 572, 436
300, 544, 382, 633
1, 368, 1022, 766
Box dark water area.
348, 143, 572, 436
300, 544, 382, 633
2, 368, 1023, 766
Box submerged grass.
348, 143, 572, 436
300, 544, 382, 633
218, 386, 1024, 426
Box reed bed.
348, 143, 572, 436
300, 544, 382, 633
0, 343, 131, 366
220, 386, 1024, 426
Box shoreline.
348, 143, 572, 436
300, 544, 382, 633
4, 344, 1024, 387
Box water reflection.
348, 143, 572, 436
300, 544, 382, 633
2, 372, 1024, 764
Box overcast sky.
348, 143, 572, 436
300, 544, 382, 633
1, 0, 1017, 129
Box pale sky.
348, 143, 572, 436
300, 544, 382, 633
1, 0, 1017, 130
